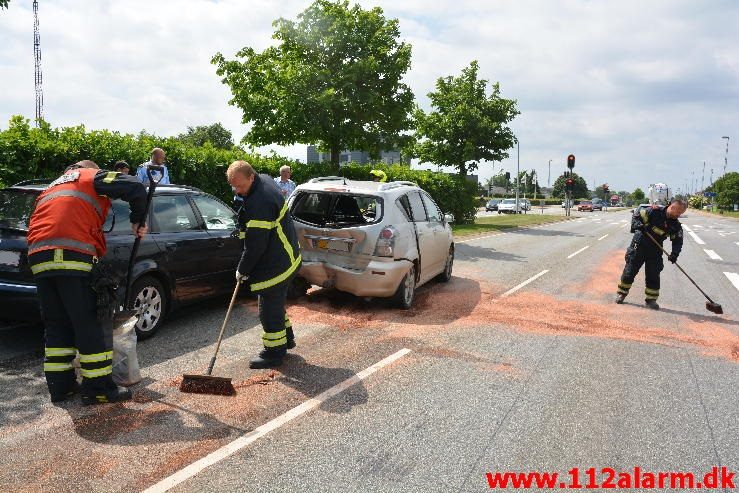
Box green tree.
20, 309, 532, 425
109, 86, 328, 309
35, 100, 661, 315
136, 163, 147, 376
711, 171, 739, 209
413, 60, 519, 177
212, 0, 414, 171
551, 172, 588, 199
630, 187, 645, 204
176, 123, 234, 149
492, 171, 511, 188
0, 1, 9, 10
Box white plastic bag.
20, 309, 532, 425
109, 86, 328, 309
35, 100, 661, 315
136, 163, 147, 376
112, 316, 142, 386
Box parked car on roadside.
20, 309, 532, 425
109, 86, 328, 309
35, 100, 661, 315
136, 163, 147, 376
578, 201, 594, 212
0, 180, 243, 338
485, 199, 499, 211
288, 177, 454, 309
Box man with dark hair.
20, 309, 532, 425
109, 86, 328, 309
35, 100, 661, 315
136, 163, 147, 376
227, 160, 302, 368
27, 160, 148, 404
114, 160, 130, 175
615, 198, 687, 310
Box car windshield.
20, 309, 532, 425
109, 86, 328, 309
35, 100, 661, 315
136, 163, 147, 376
291, 191, 383, 228
582, 201, 592, 204
501, 199, 516, 204
0, 189, 39, 231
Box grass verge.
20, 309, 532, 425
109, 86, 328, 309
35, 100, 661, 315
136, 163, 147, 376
452, 213, 574, 237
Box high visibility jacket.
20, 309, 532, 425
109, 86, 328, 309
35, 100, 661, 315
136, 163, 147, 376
236, 174, 301, 292
28, 168, 111, 262
631, 205, 683, 256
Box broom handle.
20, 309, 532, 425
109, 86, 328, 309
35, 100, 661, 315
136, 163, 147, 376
643, 230, 717, 304
206, 280, 241, 375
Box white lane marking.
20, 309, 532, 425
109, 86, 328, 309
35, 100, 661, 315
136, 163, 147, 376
688, 231, 706, 245
724, 272, 739, 293
736, 242, 739, 248
567, 245, 590, 259
142, 348, 412, 493
704, 249, 723, 261
598, 234, 609, 241
610, 222, 620, 225
457, 233, 504, 243
683, 225, 693, 233
501, 270, 549, 297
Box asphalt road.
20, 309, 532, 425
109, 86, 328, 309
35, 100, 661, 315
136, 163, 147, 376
1, 209, 737, 493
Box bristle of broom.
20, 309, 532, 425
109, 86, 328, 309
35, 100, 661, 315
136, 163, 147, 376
706, 302, 723, 315
180, 374, 236, 396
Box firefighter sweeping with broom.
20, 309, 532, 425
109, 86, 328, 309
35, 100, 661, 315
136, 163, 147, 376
228, 161, 302, 368
615, 198, 687, 310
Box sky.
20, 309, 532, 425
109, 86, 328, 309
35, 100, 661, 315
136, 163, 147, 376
2, 0, 738, 193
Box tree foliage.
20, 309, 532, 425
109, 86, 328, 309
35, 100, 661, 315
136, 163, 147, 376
0, 0, 9, 10
551, 172, 588, 199
176, 123, 234, 149
413, 60, 519, 177
0, 116, 478, 223
212, 0, 414, 171
707, 171, 739, 209
630, 187, 646, 204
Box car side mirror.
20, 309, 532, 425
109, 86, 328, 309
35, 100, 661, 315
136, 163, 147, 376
444, 213, 454, 224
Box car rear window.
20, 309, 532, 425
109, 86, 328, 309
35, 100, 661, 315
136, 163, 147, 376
0, 189, 39, 231
291, 191, 383, 228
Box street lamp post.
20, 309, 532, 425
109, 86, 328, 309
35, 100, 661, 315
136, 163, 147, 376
722, 136, 730, 177
515, 138, 520, 214
548, 159, 552, 188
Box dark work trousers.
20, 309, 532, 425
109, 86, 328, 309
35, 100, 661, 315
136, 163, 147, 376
617, 241, 663, 301
36, 275, 115, 396
257, 281, 293, 353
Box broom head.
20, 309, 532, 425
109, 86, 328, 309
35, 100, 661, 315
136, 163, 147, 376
180, 374, 236, 396
706, 301, 723, 315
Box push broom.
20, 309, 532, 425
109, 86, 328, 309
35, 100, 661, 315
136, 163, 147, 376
179, 280, 240, 395
644, 231, 723, 314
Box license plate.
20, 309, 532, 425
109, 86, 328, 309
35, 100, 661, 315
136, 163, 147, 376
315, 239, 349, 252
0, 251, 21, 268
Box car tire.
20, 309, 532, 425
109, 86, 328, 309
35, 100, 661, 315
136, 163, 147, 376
436, 246, 454, 282
393, 263, 416, 310
130, 275, 167, 340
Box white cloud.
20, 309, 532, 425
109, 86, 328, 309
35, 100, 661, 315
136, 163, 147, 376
1, 0, 737, 191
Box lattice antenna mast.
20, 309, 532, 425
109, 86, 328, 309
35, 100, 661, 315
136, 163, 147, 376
33, 0, 44, 125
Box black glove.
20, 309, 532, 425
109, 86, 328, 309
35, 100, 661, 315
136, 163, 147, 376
668, 253, 678, 264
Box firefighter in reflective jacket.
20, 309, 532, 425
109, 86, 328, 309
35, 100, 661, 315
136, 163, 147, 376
370, 169, 387, 182
227, 161, 302, 369
27, 160, 147, 404
615, 199, 687, 310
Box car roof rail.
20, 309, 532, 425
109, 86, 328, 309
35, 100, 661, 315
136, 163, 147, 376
379, 181, 417, 191
12, 178, 53, 186
308, 176, 347, 183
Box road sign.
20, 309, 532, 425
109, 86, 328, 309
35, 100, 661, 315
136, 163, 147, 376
704, 192, 717, 197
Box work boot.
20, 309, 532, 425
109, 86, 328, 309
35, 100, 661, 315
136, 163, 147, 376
249, 349, 286, 369
645, 299, 660, 310
81, 385, 133, 406
50, 382, 80, 403
614, 293, 626, 304
286, 339, 296, 350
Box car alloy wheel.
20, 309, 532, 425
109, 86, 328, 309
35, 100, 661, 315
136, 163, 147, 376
393, 264, 416, 310
131, 276, 167, 339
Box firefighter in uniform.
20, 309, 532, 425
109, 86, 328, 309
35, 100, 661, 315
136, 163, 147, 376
227, 161, 302, 369
27, 160, 147, 404
370, 169, 387, 182
615, 198, 687, 310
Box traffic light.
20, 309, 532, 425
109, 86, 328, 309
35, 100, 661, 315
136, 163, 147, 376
566, 178, 574, 191
567, 154, 575, 169
505, 171, 510, 180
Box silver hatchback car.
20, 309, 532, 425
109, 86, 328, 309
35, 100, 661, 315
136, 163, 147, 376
288, 177, 454, 309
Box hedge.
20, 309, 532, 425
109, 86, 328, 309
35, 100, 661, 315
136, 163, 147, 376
0, 116, 479, 223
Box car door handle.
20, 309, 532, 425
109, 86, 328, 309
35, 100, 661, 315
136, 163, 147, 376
165, 242, 177, 251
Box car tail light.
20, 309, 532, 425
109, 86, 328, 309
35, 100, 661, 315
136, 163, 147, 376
374, 225, 398, 257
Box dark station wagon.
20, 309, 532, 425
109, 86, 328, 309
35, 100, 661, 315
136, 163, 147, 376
0, 180, 243, 338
